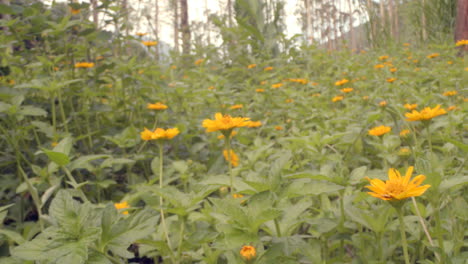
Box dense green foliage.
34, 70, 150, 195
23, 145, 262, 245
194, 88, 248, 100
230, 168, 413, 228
0, 1, 467, 264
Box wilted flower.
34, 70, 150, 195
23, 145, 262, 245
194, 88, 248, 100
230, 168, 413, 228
405, 105, 446, 121
147, 102, 168, 110
368, 125, 391, 136
365, 166, 430, 201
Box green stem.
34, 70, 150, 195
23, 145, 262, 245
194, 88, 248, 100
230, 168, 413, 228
62, 166, 89, 203
434, 206, 446, 263
18, 166, 44, 231
274, 218, 282, 237
397, 207, 410, 264
425, 123, 432, 155
225, 135, 234, 194
57, 89, 69, 133
158, 143, 176, 263
177, 217, 186, 260
411, 197, 440, 262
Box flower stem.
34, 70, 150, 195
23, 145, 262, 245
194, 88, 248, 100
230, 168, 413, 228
434, 206, 446, 263
158, 143, 175, 263
411, 197, 440, 262
397, 207, 410, 264
225, 136, 234, 194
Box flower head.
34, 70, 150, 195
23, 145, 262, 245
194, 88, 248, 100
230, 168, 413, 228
264, 66, 273, 71
365, 166, 430, 201
379, 101, 387, 107
399, 129, 410, 137
136, 32, 148, 36
341, 88, 353, 93
332, 95, 344, 102
195, 59, 204, 65
271, 83, 283, 89
374, 64, 385, 69
404, 103, 418, 111
142, 41, 158, 47
275, 126, 283, 130
70, 8, 81, 15
147, 102, 168, 110
247, 64, 257, 69
378, 55, 389, 61
75, 62, 95, 68
202, 113, 251, 133
240, 245, 256, 261
114, 201, 130, 215
255, 88, 265, 93
230, 104, 243, 110
223, 149, 239, 167
368, 125, 391, 136
405, 105, 446, 121
443, 91, 457, 97
140, 127, 179, 141
386, 77, 396, 83
455, 39, 468, 46
335, 78, 349, 86
427, 53, 439, 59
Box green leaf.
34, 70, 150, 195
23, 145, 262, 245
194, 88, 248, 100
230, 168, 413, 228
286, 179, 344, 198
439, 176, 468, 191
19, 105, 47, 117
0, 229, 26, 244
100, 205, 158, 258
41, 149, 70, 166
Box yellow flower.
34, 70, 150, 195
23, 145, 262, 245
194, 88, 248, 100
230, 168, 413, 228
368, 125, 391, 136
114, 201, 130, 215
255, 88, 265, 93
202, 113, 251, 133
374, 64, 385, 69
414, 67, 421, 72
194, 59, 204, 65
386, 77, 396, 83
465, 67, 468, 72
8, 79, 15, 85
378, 55, 389, 61
223, 149, 239, 167
311, 93, 321, 97
379, 101, 387, 107
70, 8, 81, 15
240, 245, 256, 261
74, 62, 95, 68
51, 141, 58, 147
289, 78, 308, 84
142, 41, 158, 47
311, 82, 319, 86
442, 91, 457, 96
332, 95, 344, 102
427, 53, 439, 59
341, 88, 353, 93
147, 102, 168, 110
455, 39, 468, 46
362, 96, 369, 100
136, 32, 148, 36
208, 86, 215, 90
264, 66, 273, 71
447, 105, 458, 111
447, 61, 453, 65
230, 104, 243, 110
274, 126, 283, 130
171, 65, 177, 69
246, 121, 262, 128
404, 103, 418, 111
285, 98, 294, 103
233, 193, 244, 198
260, 80, 267, 85
405, 105, 447, 121
390, 67, 397, 72
399, 129, 410, 137
335, 78, 349, 86
403, 43, 411, 47
247, 64, 257, 69
141, 127, 179, 141
365, 166, 430, 201
398, 147, 411, 156
271, 83, 283, 89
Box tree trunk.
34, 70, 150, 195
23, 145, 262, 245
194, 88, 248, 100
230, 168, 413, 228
90, 0, 99, 27
388, 0, 394, 38
154, 0, 159, 60
455, 0, 468, 53
394, 0, 399, 42
304, 0, 311, 44
348, 0, 355, 50
227, 0, 232, 27
379, 0, 385, 35
421, 0, 427, 41
366, 0, 375, 47
173, 0, 179, 53
180, 0, 190, 55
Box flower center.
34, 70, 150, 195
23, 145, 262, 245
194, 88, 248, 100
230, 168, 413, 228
385, 181, 405, 196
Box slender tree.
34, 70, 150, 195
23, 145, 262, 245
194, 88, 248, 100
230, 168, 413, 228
455, 0, 468, 53
180, 0, 190, 55
304, 0, 312, 44
173, 0, 179, 52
